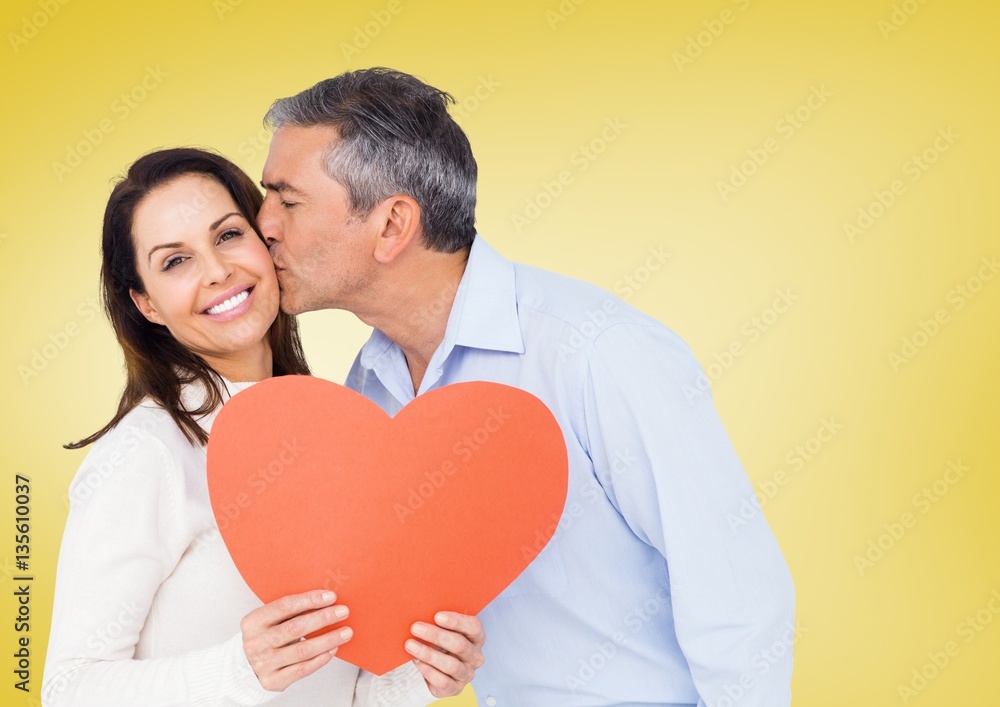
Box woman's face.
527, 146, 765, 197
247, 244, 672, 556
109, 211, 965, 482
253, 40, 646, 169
129, 174, 279, 376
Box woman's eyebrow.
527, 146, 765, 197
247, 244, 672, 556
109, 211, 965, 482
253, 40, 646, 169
209, 211, 243, 230
148, 242, 183, 264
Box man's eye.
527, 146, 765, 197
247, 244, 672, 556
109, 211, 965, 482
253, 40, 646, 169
281, 201, 297, 209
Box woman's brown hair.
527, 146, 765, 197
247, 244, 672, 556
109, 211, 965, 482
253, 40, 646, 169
66, 147, 310, 449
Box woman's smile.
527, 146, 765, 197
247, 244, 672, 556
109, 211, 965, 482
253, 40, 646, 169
202, 284, 256, 321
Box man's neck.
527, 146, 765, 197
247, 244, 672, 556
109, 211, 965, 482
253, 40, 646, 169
353, 247, 470, 394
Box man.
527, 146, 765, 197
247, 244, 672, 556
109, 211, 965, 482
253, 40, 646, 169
257, 68, 796, 706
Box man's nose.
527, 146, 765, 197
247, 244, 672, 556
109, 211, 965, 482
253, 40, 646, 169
257, 200, 281, 247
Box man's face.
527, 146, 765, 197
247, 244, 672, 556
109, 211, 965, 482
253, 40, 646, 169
258, 124, 376, 315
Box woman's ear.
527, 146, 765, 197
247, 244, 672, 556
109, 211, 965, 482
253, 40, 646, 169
129, 289, 165, 325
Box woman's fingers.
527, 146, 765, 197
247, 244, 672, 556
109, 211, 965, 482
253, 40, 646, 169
268, 646, 338, 689
271, 624, 353, 667
242, 589, 338, 633
268, 603, 350, 649
241, 589, 353, 692
250, 627, 353, 692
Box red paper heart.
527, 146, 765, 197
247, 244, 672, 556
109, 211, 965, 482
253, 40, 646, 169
207, 376, 568, 675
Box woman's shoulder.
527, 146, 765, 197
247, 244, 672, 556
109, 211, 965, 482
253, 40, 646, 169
93, 398, 193, 455
68, 399, 198, 503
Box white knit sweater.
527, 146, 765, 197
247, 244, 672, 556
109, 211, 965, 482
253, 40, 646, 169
42, 376, 435, 706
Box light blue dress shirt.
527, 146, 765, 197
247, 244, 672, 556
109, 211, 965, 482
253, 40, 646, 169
345, 236, 795, 707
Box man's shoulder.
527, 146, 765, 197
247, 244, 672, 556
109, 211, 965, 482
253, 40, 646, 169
512, 260, 638, 323
509, 259, 686, 351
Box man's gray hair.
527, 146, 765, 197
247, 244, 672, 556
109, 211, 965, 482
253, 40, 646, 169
264, 68, 477, 253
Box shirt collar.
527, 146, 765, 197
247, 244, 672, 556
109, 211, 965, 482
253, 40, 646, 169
359, 234, 525, 371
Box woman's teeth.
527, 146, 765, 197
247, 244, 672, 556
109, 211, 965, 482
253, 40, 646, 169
206, 289, 250, 315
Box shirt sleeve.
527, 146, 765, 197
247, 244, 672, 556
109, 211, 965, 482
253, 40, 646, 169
352, 661, 436, 707
42, 425, 283, 707
581, 322, 796, 707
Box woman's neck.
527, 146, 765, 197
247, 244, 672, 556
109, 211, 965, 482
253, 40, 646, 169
202, 340, 273, 382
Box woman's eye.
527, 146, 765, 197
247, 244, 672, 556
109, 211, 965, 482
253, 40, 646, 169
163, 255, 185, 271
219, 228, 243, 243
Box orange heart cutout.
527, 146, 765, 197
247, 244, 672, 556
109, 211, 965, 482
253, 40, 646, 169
206, 375, 568, 675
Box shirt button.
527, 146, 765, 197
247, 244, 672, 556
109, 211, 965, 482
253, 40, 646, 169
486, 698, 497, 706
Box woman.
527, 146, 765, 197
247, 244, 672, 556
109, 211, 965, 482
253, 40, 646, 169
42, 148, 484, 706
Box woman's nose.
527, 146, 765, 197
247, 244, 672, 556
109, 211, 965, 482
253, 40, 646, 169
202, 250, 234, 286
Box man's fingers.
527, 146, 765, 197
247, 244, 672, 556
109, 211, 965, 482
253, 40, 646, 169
410, 657, 463, 698
411, 621, 472, 657
434, 612, 486, 647
406, 639, 470, 683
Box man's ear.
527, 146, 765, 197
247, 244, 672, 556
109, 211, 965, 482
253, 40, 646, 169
372, 195, 421, 264
129, 289, 165, 325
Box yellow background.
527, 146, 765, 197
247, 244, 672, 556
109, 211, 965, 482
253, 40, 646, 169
1, 0, 997, 704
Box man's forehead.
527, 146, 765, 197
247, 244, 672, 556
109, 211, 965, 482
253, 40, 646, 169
262, 125, 338, 183
269, 123, 340, 155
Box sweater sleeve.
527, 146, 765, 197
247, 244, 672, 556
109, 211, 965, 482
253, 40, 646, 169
42, 424, 283, 707
352, 662, 436, 707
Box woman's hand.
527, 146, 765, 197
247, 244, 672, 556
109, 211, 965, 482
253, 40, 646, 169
406, 612, 486, 697
240, 590, 353, 692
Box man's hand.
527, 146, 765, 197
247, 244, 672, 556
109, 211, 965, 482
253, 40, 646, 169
405, 612, 485, 697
